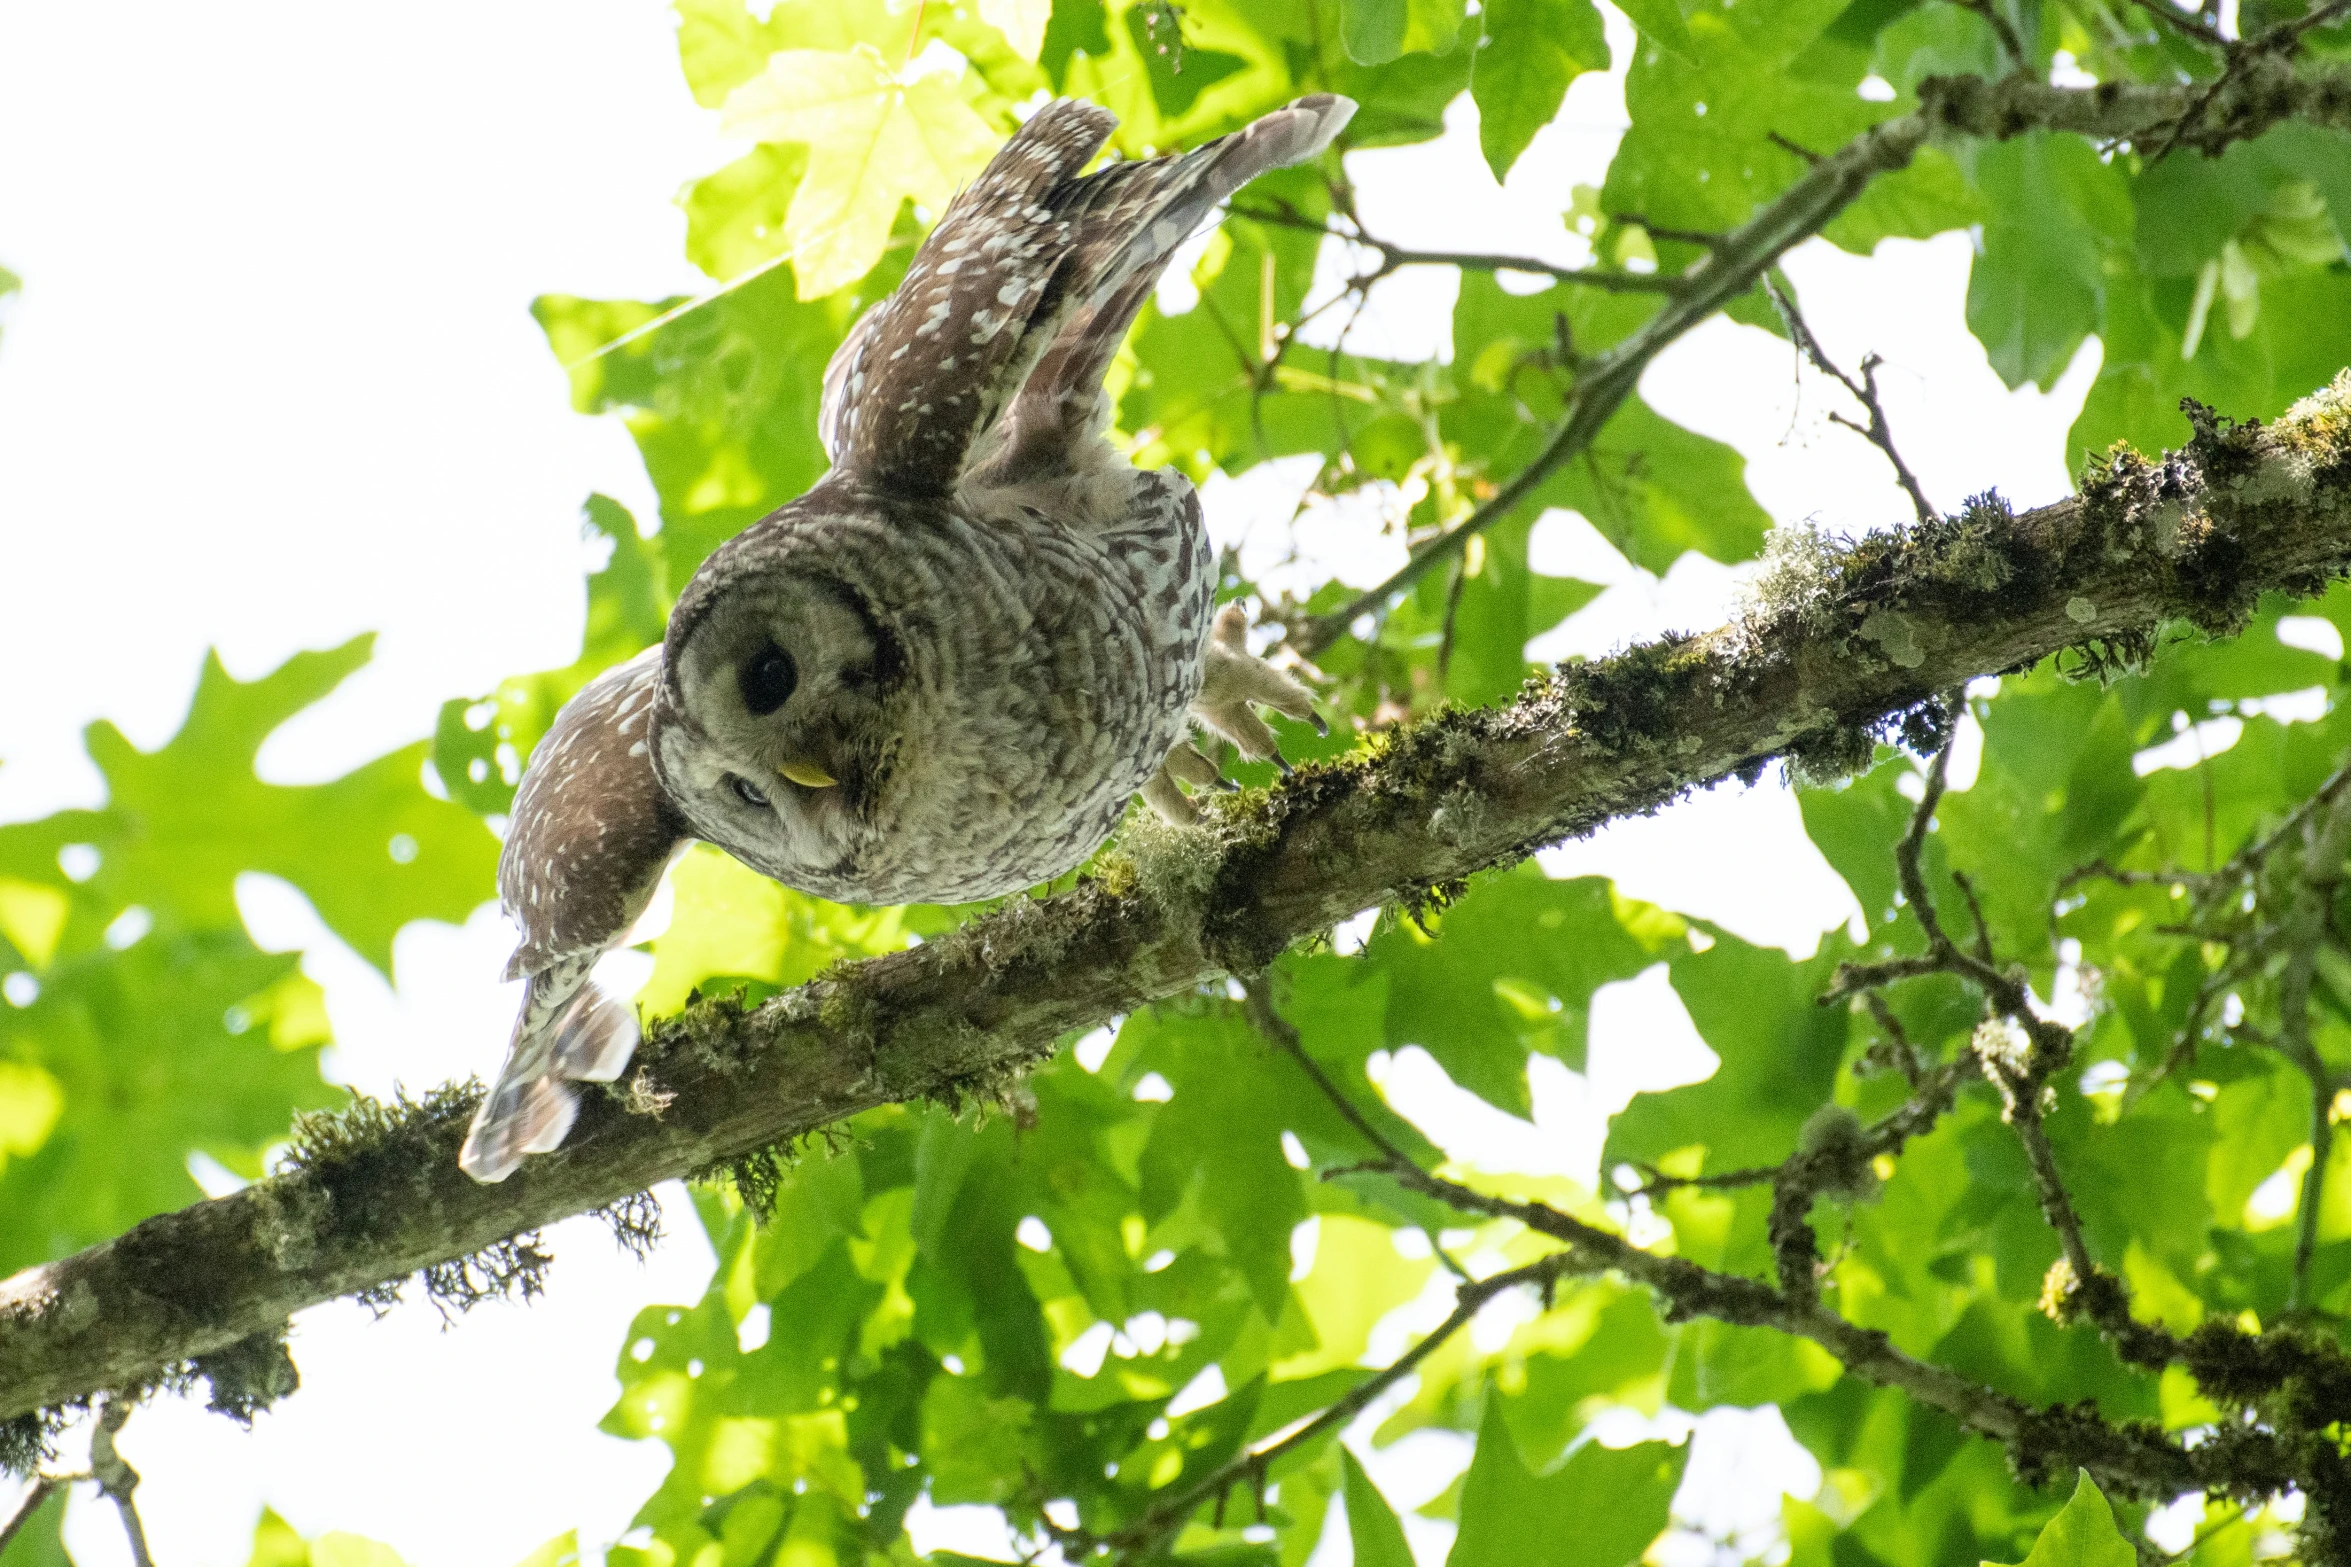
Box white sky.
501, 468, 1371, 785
0, 2, 2101, 1563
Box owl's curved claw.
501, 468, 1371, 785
1190, 604, 1323, 770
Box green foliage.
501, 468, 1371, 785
1448, 1408, 1685, 1566
0, 636, 495, 1276
1985, 1472, 2137, 1567
1469, 0, 1610, 181
16, 0, 2351, 1561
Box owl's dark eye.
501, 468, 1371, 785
739, 643, 798, 716
728, 774, 770, 809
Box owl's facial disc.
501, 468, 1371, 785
660, 570, 906, 888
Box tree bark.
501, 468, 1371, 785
4, 378, 2350, 1431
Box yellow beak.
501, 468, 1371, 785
778, 759, 838, 789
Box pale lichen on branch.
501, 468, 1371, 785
5, 373, 2351, 1542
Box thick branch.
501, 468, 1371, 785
4, 379, 2351, 1426
1294, 65, 2351, 653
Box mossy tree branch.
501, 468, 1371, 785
5, 377, 2351, 1443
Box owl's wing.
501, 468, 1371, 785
460, 648, 685, 1183
818, 94, 1355, 498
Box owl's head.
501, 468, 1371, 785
653, 555, 909, 888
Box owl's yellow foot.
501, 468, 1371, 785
1192, 604, 1322, 773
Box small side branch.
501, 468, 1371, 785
1082, 1251, 1578, 1561
90, 1398, 155, 1567
1951, 0, 2031, 66
1229, 202, 1682, 296
2123, 0, 2232, 49
1767, 278, 1937, 524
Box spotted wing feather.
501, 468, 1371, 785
820, 94, 1354, 497
460, 649, 684, 1183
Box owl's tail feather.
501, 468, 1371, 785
458, 976, 641, 1183
821, 94, 1355, 498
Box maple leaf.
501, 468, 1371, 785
721, 46, 999, 299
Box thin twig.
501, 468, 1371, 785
1229, 202, 1682, 295
1766, 129, 1826, 164
1322, 1151, 2227, 1498
1085, 1251, 1579, 1559
1611, 213, 1726, 250
90, 1397, 155, 1567
1766, 277, 1937, 524
1952, 0, 2032, 64
2149, 0, 2351, 160
1287, 105, 1943, 655
1436, 558, 1468, 684
2124, 0, 2232, 48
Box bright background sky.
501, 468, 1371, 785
0, 1, 2108, 1562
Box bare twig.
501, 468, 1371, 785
1953, 0, 2032, 64
1767, 277, 1938, 524
2149, 0, 2351, 160
90, 1398, 154, 1567
1611, 213, 1727, 250
1086, 1251, 1580, 1560
2124, 0, 2233, 49
1230, 202, 1682, 295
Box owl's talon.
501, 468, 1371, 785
1192, 603, 1324, 766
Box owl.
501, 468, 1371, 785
458, 94, 1351, 1182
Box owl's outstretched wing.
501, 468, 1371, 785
460, 648, 685, 1184
818, 94, 1355, 498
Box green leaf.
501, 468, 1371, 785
1274, 1214, 1436, 1379
0, 927, 337, 1271
1341, 1448, 1417, 1567
0, 1475, 67, 1567
1471, 0, 1610, 181
1965, 133, 2130, 390
1343, 0, 1409, 64
510, 1534, 578, 1567
1363, 865, 1687, 1109
0, 639, 496, 975
1822, 146, 1985, 253
1605, 928, 1853, 1174
1128, 1005, 1312, 1319
679, 143, 808, 282
719, 48, 1001, 298
532, 251, 884, 580
637, 844, 915, 1015
1982, 1471, 2136, 1567
1601, 0, 1886, 238
1448, 1405, 1686, 1567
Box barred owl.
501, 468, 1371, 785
458, 94, 1350, 1182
